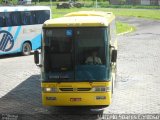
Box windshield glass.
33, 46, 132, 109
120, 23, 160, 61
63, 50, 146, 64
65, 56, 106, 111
43, 27, 109, 82
45, 29, 73, 70
75, 28, 108, 81
43, 29, 74, 81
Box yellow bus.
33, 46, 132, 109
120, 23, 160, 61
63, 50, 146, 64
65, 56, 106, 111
34, 11, 117, 107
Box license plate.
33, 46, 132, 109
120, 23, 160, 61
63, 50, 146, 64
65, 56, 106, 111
70, 98, 81, 102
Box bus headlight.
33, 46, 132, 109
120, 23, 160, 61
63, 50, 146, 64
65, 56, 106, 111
42, 87, 57, 92
92, 86, 111, 92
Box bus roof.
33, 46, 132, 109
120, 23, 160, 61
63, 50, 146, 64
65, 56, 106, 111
43, 11, 115, 28
0, 6, 51, 12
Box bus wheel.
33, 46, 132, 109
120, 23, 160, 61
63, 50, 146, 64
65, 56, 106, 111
22, 42, 31, 56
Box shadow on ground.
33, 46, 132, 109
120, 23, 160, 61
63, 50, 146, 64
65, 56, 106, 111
0, 75, 103, 120
0, 53, 34, 59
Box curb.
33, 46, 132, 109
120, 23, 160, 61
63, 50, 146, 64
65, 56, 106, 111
117, 27, 134, 36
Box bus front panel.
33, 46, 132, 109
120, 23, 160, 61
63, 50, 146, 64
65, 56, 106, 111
41, 82, 112, 106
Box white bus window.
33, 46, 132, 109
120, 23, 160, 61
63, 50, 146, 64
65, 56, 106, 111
0, 12, 5, 27
36, 10, 50, 24
4, 12, 12, 27
11, 12, 21, 26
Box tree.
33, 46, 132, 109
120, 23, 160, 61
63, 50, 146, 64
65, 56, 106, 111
120, 0, 126, 4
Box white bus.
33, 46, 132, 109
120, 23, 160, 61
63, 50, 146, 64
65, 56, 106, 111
0, 6, 51, 56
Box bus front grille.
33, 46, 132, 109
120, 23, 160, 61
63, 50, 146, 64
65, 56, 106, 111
77, 88, 91, 91
59, 88, 73, 91
59, 88, 91, 92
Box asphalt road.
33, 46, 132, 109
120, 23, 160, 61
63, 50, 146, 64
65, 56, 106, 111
0, 17, 160, 120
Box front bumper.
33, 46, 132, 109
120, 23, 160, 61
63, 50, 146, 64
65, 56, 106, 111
42, 92, 111, 106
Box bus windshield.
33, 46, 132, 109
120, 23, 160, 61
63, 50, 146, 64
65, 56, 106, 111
43, 27, 109, 82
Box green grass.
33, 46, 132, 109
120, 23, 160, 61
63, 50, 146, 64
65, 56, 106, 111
35, 1, 160, 20
51, 6, 160, 20
101, 8, 160, 20
35, 1, 160, 9
116, 21, 135, 34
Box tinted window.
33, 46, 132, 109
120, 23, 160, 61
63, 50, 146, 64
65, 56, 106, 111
21, 11, 35, 25
47, 29, 72, 53
36, 10, 50, 24
77, 29, 104, 47
43, 29, 74, 80
0, 10, 50, 27
0, 12, 5, 27
11, 12, 21, 26
76, 28, 106, 65
45, 29, 73, 70
4, 12, 12, 27
31, 11, 36, 24
42, 28, 109, 82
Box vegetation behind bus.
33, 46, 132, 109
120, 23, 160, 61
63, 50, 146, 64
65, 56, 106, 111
34, 0, 160, 9
32, 2, 160, 20
49, 6, 160, 20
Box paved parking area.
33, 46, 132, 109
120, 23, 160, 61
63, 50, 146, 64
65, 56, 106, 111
0, 17, 160, 120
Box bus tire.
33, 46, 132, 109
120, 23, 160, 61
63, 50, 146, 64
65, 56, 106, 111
22, 42, 31, 56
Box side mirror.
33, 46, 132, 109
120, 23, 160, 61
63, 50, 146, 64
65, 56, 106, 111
111, 49, 117, 62
34, 50, 39, 65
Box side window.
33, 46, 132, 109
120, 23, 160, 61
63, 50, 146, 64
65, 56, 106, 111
21, 11, 34, 25
4, 12, 12, 27
11, 12, 21, 26
31, 11, 36, 24
0, 12, 5, 27
35, 10, 50, 24
43, 10, 50, 20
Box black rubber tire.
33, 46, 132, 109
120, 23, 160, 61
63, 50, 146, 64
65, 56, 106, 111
22, 42, 31, 56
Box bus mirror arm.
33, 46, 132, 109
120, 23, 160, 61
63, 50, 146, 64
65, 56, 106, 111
34, 50, 42, 67
110, 45, 115, 49
37, 64, 42, 67
111, 49, 117, 63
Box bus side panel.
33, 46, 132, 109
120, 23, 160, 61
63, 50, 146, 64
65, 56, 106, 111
0, 25, 42, 55
0, 7, 51, 55
30, 34, 42, 50
0, 26, 22, 55
20, 24, 42, 50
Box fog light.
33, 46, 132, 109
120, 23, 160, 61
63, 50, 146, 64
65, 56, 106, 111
96, 96, 106, 100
